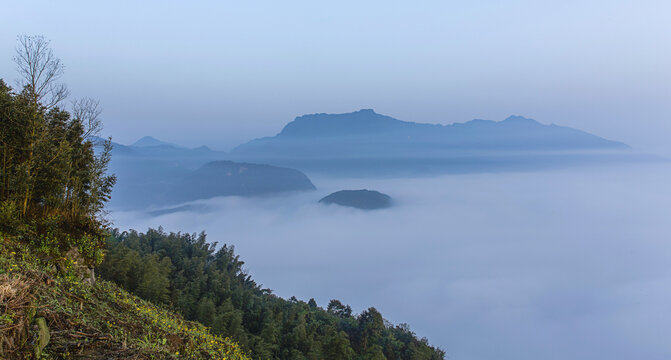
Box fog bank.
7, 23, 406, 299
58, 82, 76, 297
112, 163, 671, 359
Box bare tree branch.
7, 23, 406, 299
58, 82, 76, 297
72, 97, 103, 140
13, 35, 69, 109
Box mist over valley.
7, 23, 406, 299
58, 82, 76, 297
112, 163, 671, 360
104, 111, 669, 359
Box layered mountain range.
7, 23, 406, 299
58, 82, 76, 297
103, 110, 647, 210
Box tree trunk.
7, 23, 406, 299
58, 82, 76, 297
22, 111, 37, 216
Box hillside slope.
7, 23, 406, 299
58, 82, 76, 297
0, 239, 249, 360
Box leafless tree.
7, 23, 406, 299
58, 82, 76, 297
72, 97, 103, 140
13, 35, 69, 108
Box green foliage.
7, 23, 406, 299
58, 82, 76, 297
99, 228, 446, 360
136, 254, 173, 304
0, 75, 116, 266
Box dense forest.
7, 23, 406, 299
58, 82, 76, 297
99, 228, 445, 359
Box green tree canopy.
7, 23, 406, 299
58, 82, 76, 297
100, 229, 446, 360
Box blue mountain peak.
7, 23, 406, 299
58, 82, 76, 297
503, 115, 539, 124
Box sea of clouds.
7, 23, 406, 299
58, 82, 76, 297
112, 162, 671, 360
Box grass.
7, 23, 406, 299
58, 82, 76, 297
0, 237, 249, 359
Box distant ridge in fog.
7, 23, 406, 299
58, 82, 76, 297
132, 135, 180, 148
163, 160, 316, 205
233, 109, 629, 158
104, 111, 649, 209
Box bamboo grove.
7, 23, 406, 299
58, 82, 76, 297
0, 35, 116, 267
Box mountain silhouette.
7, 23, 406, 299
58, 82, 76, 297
163, 160, 316, 205
233, 109, 628, 158
132, 136, 179, 148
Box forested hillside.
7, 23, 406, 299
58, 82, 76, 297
0, 36, 251, 359
0, 35, 444, 359
100, 229, 445, 360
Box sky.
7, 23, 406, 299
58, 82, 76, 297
1, 0, 670, 152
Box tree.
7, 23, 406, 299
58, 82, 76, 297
328, 299, 352, 318
14, 35, 69, 109
323, 328, 354, 360
12, 35, 68, 215
137, 254, 173, 304
358, 308, 384, 353
1, 35, 116, 269
196, 297, 216, 327
72, 97, 102, 140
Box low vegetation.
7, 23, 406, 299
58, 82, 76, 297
0, 238, 249, 359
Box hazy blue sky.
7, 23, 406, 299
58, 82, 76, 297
1, 1, 670, 152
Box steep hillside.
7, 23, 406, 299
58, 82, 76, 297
0, 239, 249, 360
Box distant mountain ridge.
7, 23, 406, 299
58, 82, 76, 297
102, 111, 649, 209
132, 135, 179, 148
233, 109, 628, 158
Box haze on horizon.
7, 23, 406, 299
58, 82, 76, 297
1, 1, 670, 154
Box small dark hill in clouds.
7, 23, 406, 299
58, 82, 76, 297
320, 189, 392, 210
233, 109, 629, 158
164, 160, 316, 205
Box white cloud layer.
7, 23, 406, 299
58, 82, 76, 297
112, 162, 671, 360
